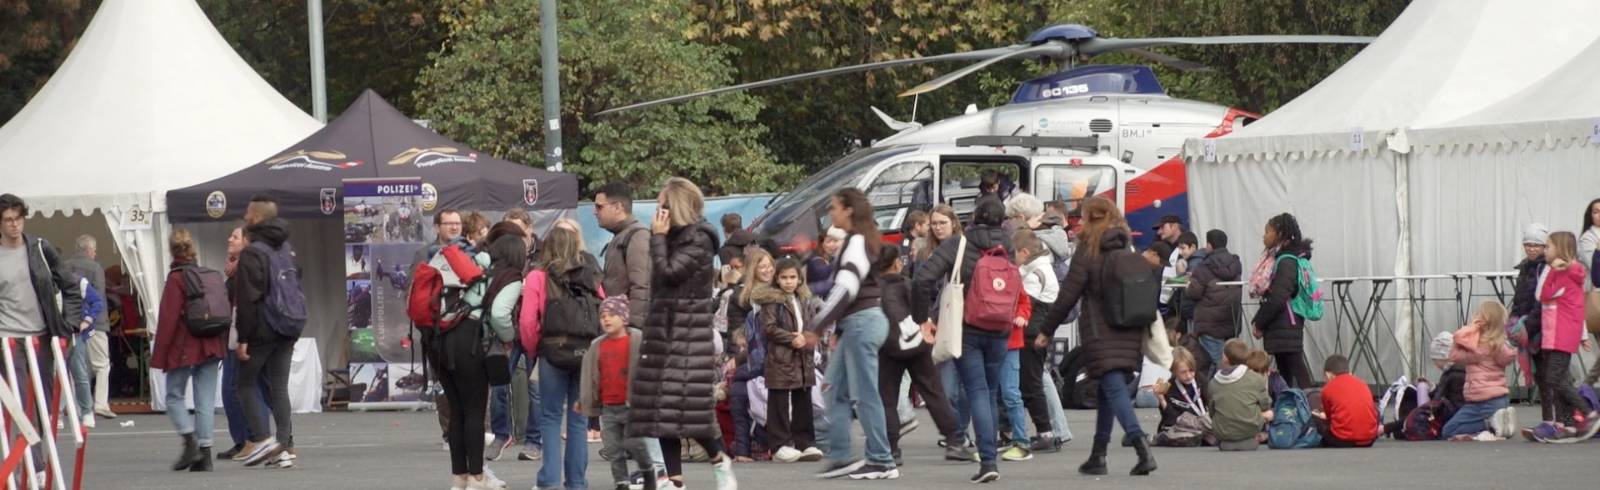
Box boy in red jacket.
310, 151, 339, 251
1312, 355, 1379, 447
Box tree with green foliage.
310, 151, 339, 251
0, 0, 100, 124
416, 0, 798, 195
198, 0, 447, 117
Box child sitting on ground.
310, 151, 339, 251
1244, 350, 1286, 401
577, 296, 662, 490
1441, 300, 1518, 441
1154, 348, 1214, 447
1208, 340, 1273, 451
1313, 355, 1380, 447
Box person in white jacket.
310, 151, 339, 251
1012, 229, 1072, 455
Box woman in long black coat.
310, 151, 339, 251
627, 177, 738, 490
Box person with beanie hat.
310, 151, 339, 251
1510, 223, 1550, 421
581, 294, 668, 490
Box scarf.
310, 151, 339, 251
1247, 246, 1280, 299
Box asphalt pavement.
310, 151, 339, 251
66, 404, 1598, 489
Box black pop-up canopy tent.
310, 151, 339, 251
168, 89, 576, 222
166, 90, 577, 383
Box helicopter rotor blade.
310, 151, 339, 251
1125, 48, 1211, 72
595, 45, 1027, 115
898, 43, 1072, 97
1080, 35, 1375, 56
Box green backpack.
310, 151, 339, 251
1276, 254, 1323, 322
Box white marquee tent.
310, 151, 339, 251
1181, 0, 1600, 382
0, 0, 318, 408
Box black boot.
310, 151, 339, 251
1130, 433, 1157, 476
1078, 439, 1107, 476
190, 447, 213, 472
172, 434, 202, 471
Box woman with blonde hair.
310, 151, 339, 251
628, 177, 738, 490
151, 229, 228, 471
1036, 196, 1158, 476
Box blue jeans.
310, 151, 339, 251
1198, 336, 1226, 377
165, 359, 222, 447
939, 360, 972, 441
999, 349, 1028, 443
491, 343, 542, 446
1441, 395, 1509, 439
1094, 369, 1144, 445
1041, 367, 1072, 441
823, 307, 893, 466
956, 333, 1007, 464
537, 359, 588, 490
221, 350, 271, 447
68, 337, 91, 418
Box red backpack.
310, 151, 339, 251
963, 245, 1022, 332
406, 245, 485, 331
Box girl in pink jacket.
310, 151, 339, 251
1441, 301, 1516, 440
1526, 232, 1597, 442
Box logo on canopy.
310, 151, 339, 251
265, 150, 363, 171
388, 147, 478, 168
523, 179, 540, 206
206, 191, 227, 219
320, 188, 338, 215
420, 183, 439, 212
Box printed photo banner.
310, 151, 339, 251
343, 178, 427, 404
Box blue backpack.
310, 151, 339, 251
1267, 388, 1322, 449
250, 241, 308, 338
744, 310, 765, 378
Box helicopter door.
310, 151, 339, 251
1033, 162, 1120, 217
936, 156, 1028, 220
859, 159, 934, 238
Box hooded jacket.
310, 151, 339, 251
1038, 227, 1150, 377
1033, 216, 1074, 260
1447, 325, 1514, 402
601, 218, 652, 327
878, 272, 931, 360
629, 220, 722, 439
1251, 245, 1311, 354
752, 284, 817, 390
1184, 247, 1242, 340
1538, 262, 1587, 354
151, 260, 227, 370
1206, 365, 1270, 443
1511, 256, 1546, 338
910, 225, 1013, 338
233, 218, 296, 346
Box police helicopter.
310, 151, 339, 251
599, 24, 1373, 250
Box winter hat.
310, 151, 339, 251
1522, 223, 1549, 246
600, 295, 629, 320
1429, 331, 1454, 361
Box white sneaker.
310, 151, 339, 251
1497, 407, 1518, 439
773, 446, 803, 463
712, 457, 737, 490
83, 417, 95, 429
481, 466, 507, 489
450, 474, 468, 490
799, 447, 825, 462
1474, 431, 1499, 442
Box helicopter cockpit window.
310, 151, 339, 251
865, 161, 933, 232
1034, 165, 1117, 214
941, 161, 1021, 218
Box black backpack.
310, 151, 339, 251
1099, 248, 1159, 330
179, 265, 232, 338
540, 270, 602, 371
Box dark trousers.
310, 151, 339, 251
1019, 345, 1054, 435
222, 350, 271, 446
880, 351, 960, 453
730, 383, 762, 457
1539, 351, 1588, 424
1315, 417, 1373, 448
659, 437, 726, 478
1274, 352, 1312, 389
237, 338, 293, 447
438, 324, 489, 475
767, 388, 815, 450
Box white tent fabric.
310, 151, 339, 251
1181, 0, 1600, 381
0, 0, 318, 408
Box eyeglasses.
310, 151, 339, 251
0, 217, 22, 225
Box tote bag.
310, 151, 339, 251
932, 236, 968, 364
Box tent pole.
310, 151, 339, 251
539, 0, 564, 172
308, 0, 328, 123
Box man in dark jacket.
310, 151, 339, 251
231, 196, 300, 468
1184, 230, 1241, 374
0, 194, 83, 476
911, 196, 1011, 483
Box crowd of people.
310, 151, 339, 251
5, 184, 1600, 489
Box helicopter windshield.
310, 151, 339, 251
754, 146, 917, 232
